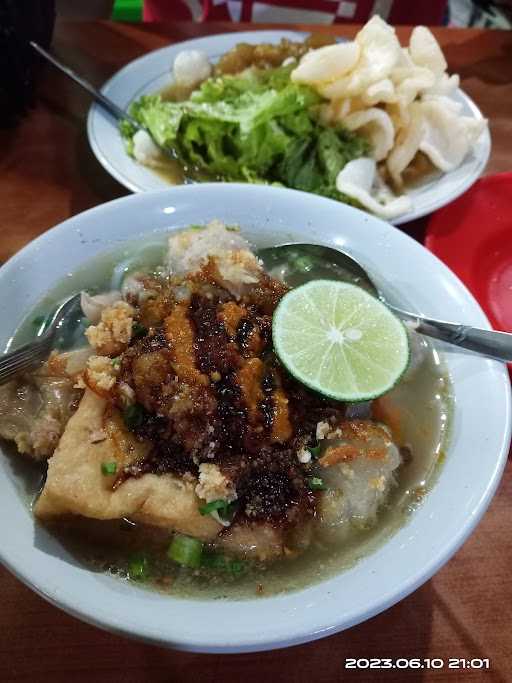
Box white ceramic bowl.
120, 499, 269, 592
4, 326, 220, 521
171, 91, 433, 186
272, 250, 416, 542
87, 30, 491, 226
0, 184, 509, 653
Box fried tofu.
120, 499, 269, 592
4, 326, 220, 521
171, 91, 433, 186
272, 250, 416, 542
35, 389, 221, 541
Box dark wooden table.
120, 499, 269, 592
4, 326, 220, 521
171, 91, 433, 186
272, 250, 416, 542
0, 21, 511, 683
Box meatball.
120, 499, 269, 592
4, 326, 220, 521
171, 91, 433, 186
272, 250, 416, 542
315, 420, 401, 541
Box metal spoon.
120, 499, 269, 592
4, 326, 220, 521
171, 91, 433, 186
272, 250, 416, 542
30, 41, 179, 163
0, 293, 82, 385
258, 243, 512, 363
30, 42, 140, 129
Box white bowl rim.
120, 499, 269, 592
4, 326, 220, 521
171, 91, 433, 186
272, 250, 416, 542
0, 183, 509, 653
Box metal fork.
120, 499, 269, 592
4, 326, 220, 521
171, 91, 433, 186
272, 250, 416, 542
0, 293, 82, 385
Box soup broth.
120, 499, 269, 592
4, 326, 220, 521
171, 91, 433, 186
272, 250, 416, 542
8, 235, 451, 599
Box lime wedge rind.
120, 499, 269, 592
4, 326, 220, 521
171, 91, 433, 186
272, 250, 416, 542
272, 280, 410, 402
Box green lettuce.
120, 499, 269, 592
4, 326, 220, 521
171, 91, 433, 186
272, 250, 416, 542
121, 65, 370, 200
128, 95, 183, 148
278, 127, 370, 200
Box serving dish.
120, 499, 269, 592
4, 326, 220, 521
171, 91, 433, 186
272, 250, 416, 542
0, 184, 509, 652
87, 30, 490, 226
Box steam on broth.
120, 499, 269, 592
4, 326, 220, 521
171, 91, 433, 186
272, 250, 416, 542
1, 225, 451, 599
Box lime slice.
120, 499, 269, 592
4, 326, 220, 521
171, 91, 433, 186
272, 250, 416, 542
272, 280, 409, 402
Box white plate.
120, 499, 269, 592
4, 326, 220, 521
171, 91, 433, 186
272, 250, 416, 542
87, 30, 491, 226
0, 184, 509, 652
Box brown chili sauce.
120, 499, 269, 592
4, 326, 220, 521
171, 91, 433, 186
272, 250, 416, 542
112, 268, 344, 528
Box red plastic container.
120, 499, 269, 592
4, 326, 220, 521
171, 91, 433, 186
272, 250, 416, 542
426, 173, 512, 334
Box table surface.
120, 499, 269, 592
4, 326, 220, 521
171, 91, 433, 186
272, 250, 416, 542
0, 20, 511, 683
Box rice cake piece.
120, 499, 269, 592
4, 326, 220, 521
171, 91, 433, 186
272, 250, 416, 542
35, 389, 221, 541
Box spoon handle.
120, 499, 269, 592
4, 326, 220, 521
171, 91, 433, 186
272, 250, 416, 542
30, 42, 139, 128
389, 306, 512, 362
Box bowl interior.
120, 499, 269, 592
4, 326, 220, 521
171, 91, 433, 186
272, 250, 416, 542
0, 184, 509, 653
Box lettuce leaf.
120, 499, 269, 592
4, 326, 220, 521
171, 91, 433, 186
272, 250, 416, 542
121, 67, 370, 201
278, 127, 370, 200
128, 95, 183, 148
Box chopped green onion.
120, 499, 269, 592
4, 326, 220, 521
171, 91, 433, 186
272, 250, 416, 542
199, 499, 237, 521
112, 357, 121, 367
308, 476, 327, 491
199, 499, 226, 516
201, 552, 246, 575
309, 444, 322, 458
132, 321, 147, 339
123, 403, 145, 430
128, 554, 149, 581
294, 255, 314, 273
168, 535, 203, 568
229, 560, 245, 575
200, 552, 226, 570
222, 501, 238, 521
101, 462, 117, 476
